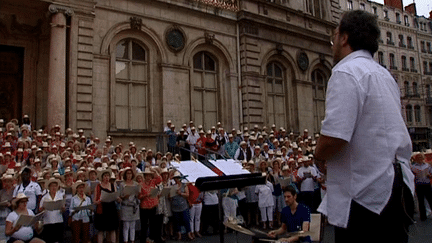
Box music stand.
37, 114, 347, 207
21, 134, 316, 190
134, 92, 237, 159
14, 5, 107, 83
195, 173, 266, 243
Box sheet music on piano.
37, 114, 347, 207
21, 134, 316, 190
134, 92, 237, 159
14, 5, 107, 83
172, 160, 218, 183
209, 159, 250, 175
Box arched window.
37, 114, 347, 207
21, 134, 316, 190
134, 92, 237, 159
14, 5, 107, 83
406, 104, 413, 122
312, 69, 328, 131
192, 51, 218, 129
114, 39, 148, 130
414, 105, 421, 122
266, 62, 286, 127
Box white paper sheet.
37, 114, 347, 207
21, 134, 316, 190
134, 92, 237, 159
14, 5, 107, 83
279, 177, 292, 188
100, 190, 120, 203
15, 211, 45, 227
169, 185, 179, 198
122, 185, 141, 196
209, 159, 250, 176
43, 199, 65, 211
173, 160, 218, 182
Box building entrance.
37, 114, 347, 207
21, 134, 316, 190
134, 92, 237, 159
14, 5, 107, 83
0, 45, 24, 123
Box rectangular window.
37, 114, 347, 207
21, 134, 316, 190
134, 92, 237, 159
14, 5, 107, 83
347, 1, 353, 10
410, 57, 416, 72
396, 13, 401, 24
407, 37, 414, 49
421, 41, 426, 52
114, 39, 148, 131
384, 10, 389, 20
386, 32, 394, 45
406, 105, 413, 123
372, 6, 377, 15
399, 34, 405, 47
401, 56, 407, 70
389, 54, 396, 69
404, 15, 409, 26
378, 52, 385, 66
415, 106, 421, 123
359, 3, 365, 10
193, 52, 218, 129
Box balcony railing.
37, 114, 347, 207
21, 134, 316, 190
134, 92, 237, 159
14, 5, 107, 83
193, 0, 239, 11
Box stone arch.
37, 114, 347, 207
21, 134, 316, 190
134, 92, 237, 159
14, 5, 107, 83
308, 58, 332, 78
260, 50, 298, 80
182, 37, 235, 71
100, 21, 167, 63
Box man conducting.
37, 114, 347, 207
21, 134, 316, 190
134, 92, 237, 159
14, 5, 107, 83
314, 10, 415, 243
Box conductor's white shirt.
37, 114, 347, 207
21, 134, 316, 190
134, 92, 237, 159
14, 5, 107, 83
318, 50, 415, 228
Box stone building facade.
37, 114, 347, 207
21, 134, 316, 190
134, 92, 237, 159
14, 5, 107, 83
340, 0, 432, 150
1, 0, 342, 149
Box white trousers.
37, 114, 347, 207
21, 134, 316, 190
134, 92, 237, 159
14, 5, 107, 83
189, 203, 202, 232
222, 197, 238, 222
259, 206, 274, 222
123, 220, 136, 242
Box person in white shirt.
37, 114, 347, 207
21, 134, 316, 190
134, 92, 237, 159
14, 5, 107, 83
5, 193, 44, 243
13, 167, 42, 213
202, 191, 219, 235
297, 157, 319, 211
314, 10, 415, 243
186, 127, 199, 155
164, 120, 172, 133
70, 180, 92, 243
410, 152, 432, 221
255, 177, 274, 229
39, 178, 65, 243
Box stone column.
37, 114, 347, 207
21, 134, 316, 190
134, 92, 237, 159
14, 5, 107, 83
47, 4, 73, 131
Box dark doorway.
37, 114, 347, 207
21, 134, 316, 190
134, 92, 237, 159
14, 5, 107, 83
0, 45, 24, 124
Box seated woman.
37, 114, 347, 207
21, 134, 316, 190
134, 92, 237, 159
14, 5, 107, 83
5, 193, 45, 243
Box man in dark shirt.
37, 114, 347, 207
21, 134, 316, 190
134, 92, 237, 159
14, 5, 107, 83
268, 186, 311, 243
